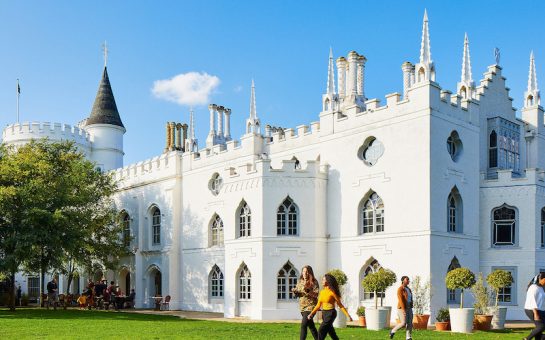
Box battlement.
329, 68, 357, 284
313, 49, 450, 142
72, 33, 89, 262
2, 121, 91, 146
112, 151, 181, 185
481, 168, 545, 187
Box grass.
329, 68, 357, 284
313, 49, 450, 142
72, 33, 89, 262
0, 308, 531, 339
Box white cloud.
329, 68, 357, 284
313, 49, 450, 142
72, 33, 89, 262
152, 72, 220, 106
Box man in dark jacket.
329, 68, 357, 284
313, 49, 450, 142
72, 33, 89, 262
46, 278, 58, 310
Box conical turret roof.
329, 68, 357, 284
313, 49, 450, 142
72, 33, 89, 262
86, 67, 124, 128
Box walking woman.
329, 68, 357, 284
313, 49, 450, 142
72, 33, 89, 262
308, 274, 353, 340
524, 272, 545, 340
292, 265, 320, 340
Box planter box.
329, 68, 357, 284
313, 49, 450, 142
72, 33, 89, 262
490, 307, 507, 330
366, 308, 389, 330
473, 314, 493, 331
413, 314, 430, 329
449, 308, 474, 333
435, 321, 450, 331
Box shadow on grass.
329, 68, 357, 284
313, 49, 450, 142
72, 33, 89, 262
0, 308, 191, 322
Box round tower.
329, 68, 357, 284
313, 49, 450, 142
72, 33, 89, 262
84, 66, 125, 171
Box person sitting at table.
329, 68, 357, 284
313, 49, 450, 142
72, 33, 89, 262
125, 289, 136, 309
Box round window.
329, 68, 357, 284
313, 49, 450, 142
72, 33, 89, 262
447, 131, 463, 162
209, 173, 223, 196
358, 137, 384, 166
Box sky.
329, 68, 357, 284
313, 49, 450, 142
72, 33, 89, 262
0, 1, 544, 165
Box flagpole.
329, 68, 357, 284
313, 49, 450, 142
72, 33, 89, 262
16, 79, 20, 123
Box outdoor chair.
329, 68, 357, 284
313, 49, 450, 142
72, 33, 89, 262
160, 295, 171, 310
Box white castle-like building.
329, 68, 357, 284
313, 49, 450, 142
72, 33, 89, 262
6, 11, 545, 321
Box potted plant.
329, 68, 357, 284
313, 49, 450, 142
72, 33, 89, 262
435, 307, 450, 331
328, 269, 348, 328
361, 268, 396, 330
445, 267, 476, 333
376, 269, 397, 327
356, 306, 366, 327
471, 273, 493, 331
411, 275, 432, 329
486, 269, 513, 330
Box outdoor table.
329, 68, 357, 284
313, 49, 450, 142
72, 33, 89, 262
150, 296, 162, 311
114, 295, 128, 310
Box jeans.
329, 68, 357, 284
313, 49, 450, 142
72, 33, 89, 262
525, 309, 545, 339
318, 309, 338, 340
391, 308, 413, 339
300, 311, 318, 340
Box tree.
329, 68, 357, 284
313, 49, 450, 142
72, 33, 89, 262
0, 139, 125, 309
445, 267, 476, 308
487, 269, 513, 308
411, 275, 432, 315
362, 268, 396, 308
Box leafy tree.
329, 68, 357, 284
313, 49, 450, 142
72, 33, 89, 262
487, 269, 513, 308
0, 139, 124, 309
362, 268, 396, 308
445, 267, 476, 308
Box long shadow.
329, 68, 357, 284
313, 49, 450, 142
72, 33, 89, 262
0, 308, 200, 322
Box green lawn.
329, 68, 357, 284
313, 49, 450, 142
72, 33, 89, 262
0, 308, 531, 339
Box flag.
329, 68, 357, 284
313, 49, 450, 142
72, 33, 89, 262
17, 80, 20, 95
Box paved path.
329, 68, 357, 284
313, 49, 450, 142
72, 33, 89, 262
127, 309, 534, 328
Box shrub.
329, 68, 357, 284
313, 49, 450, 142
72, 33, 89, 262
487, 269, 513, 307
445, 267, 476, 308
357, 306, 366, 317
471, 273, 491, 315
412, 275, 432, 315
436, 308, 450, 322
327, 269, 348, 287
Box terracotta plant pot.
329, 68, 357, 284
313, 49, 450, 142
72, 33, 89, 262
413, 314, 430, 329
358, 316, 366, 327
435, 321, 450, 331
473, 314, 493, 331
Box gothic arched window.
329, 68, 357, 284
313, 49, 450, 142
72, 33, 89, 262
489, 130, 498, 168
277, 197, 299, 236
210, 214, 224, 247
360, 192, 384, 234
210, 265, 224, 298
238, 201, 251, 238
152, 208, 161, 245
447, 187, 463, 233
493, 206, 516, 246
277, 262, 298, 300
239, 265, 251, 300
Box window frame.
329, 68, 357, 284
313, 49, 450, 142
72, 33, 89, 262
152, 208, 161, 245
277, 263, 298, 301
361, 260, 384, 300
122, 213, 131, 247
238, 202, 251, 238
492, 206, 517, 247
491, 266, 517, 305
239, 265, 251, 300
360, 192, 385, 235
276, 197, 299, 236
210, 215, 224, 247
210, 265, 224, 299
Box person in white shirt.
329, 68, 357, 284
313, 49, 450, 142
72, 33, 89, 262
524, 272, 545, 340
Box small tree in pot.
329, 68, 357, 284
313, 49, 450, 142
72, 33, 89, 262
435, 307, 450, 331
356, 306, 366, 327
486, 269, 513, 329
411, 275, 432, 329
327, 269, 348, 328
471, 273, 493, 331
445, 267, 476, 333
361, 268, 396, 330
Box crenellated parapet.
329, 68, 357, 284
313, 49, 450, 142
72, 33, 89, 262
2, 121, 92, 147
111, 150, 182, 187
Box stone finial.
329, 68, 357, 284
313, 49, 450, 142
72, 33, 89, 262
524, 51, 541, 107
419, 9, 432, 65
326, 47, 335, 95
249, 79, 257, 119
461, 33, 472, 84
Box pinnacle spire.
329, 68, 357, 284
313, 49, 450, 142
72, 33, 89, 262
327, 47, 335, 94
528, 51, 538, 93
461, 33, 473, 83
249, 79, 257, 119
419, 9, 432, 65
190, 107, 195, 139
86, 67, 124, 128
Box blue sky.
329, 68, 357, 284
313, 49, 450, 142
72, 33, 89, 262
0, 1, 544, 165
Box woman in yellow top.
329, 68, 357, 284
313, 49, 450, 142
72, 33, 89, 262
308, 274, 353, 340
